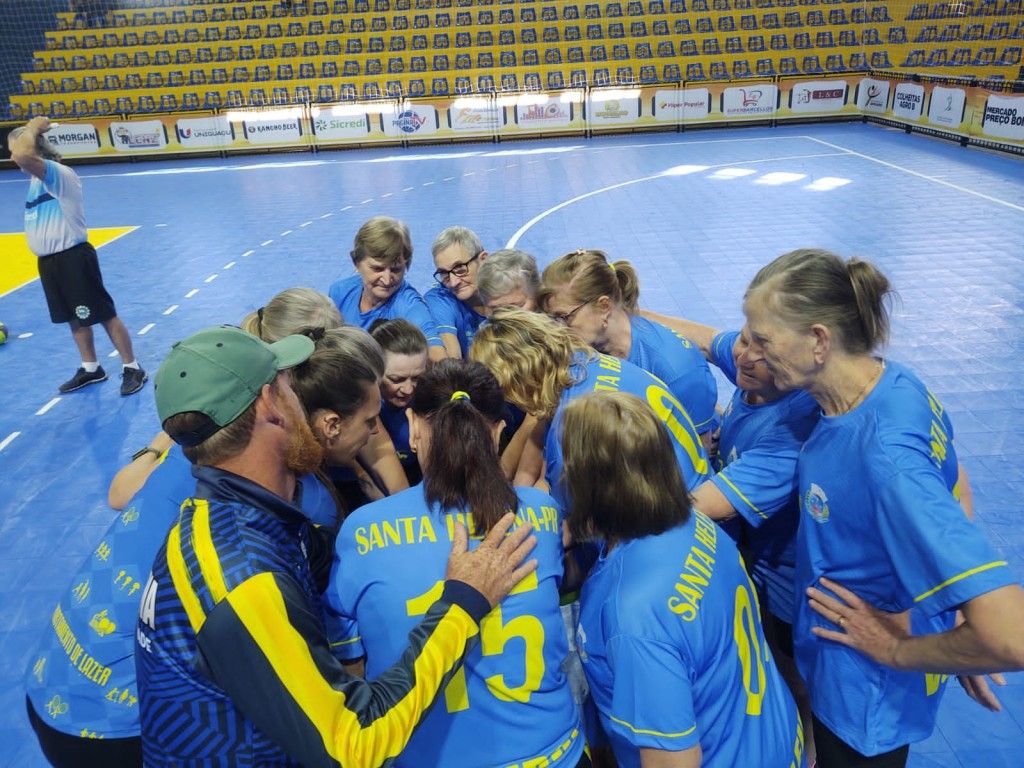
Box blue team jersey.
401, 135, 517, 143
795, 360, 1015, 755
629, 316, 719, 433
328, 484, 584, 768
379, 401, 416, 468
578, 512, 805, 768
24, 446, 193, 738
327, 274, 443, 348
424, 284, 487, 356
708, 331, 820, 623
546, 353, 711, 508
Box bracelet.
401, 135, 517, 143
131, 446, 163, 462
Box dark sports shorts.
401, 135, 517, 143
38, 241, 117, 326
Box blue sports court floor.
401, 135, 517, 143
0, 122, 1022, 766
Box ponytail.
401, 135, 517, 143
846, 258, 892, 351
412, 359, 517, 534
613, 260, 641, 314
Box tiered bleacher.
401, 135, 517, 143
10, 0, 1024, 119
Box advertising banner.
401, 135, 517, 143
514, 98, 575, 128
176, 115, 234, 148
311, 110, 372, 141
588, 89, 642, 125
856, 78, 891, 113
892, 82, 926, 120
45, 122, 102, 156
979, 93, 1024, 143
240, 113, 304, 145
789, 80, 849, 114
651, 88, 712, 122
448, 103, 502, 133
382, 103, 439, 138
927, 86, 968, 129
109, 120, 168, 152
721, 84, 779, 118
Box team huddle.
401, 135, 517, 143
18, 205, 1024, 767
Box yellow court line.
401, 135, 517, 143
0, 226, 138, 298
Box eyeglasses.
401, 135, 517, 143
550, 300, 590, 326
433, 251, 482, 285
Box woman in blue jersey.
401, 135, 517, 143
742, 249, 1024, 768
477, 247, 542, 312
424, 226, 489, 358
370, 318, 429, 486
537, 249, 718, 446
328, 359, 588, 767
327, 215, 447, 362
470, 309, 711, 504
561, 391, 805, 768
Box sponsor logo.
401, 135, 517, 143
796, 87, 845, 104
742, 88, 763, 107
658, 99, 708, 110
866, 84, 885, 108
519, 103, 569, 121
594, 99, 630, 119
804, 483, 830, 524
451, 106, 500, 130
394, 109, 427, 133
253, 121, 294, 133
75, 305, 91, 320
314, 116, 368, 132
113, 126, 162, 148
180, 126, 231, 139
723, 85, 778, 116
48, 131, 96, 145
985, 105, 1024, 127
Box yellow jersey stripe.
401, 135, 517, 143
166, 523, 207, 634
607, 714, 696, 739
717, 472, 768, 520
191, 499, 229, 603
227, 572, 477, 766
914, 561, 1009, 603
330, 637, 363, 647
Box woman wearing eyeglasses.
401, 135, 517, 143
328, 216, 448, 363
424, 226, 489, 358
537, 249, 719, 449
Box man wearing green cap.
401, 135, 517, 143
136, 325, 538, 766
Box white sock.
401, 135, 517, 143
122, 360, 140, 370
82, 361, 99, 373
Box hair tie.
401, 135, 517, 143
608, 262, 616, 273
450, 390, 471, 403
304, 326, 326, 342
256, 306, 264, 331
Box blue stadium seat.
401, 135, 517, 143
388, 56, 405, 73
318, 83, 336, 101
816, 31, 834, 47
755, 57, 775, 76
189, 70, 207, 85
182, 92, 200, 110
801, 54, 823, 73
825, 53, 846, 72
685, 62, 705, 79
710, 61, 729, 79
454, 75, 472, 92
431, 77, 449, 95
779, 56, 797, 75
456, 53, 471, 68
478, 74, 495, 92
232, 67, 250, 83
277, 63, 294, 79
547, 70, 565, 88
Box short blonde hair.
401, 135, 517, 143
240, 287, 343, 342
537, 249, 642, 315
469, 308, 594, 420
351, 216, 413, 268
561, 391, 691, 541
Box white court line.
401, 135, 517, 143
280, 229, 292, 236
204, 274, 218, 283
223, 261, 235, 270
138, 323, 155, 335
300, 220, 313, 227
341, 205, 353, 211
423, 181, 434, 186
155, 223, 168, 227
403, 186, 415, 191
463, 171, 475, 176
443, 176, 455, 181
506, 151, 849, 247
108, 349, 119, 357
805, 137, 1024, 214
320, 213, 333, 219
36, 398, 61, 416
17, 332, 33, 339
242, 249, 255, 257
360, 198, 373, 204
163, 304, 178, 315
261, 239, 274, 246
381, 192, 393, 198
0, 432, 21, 452
185, 288, 199, 298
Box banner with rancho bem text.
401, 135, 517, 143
25, 75, 1024, 158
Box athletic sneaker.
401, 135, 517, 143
120, 366, 148, 396
59, 366, 108, 393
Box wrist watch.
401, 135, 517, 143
131, 446, 163, 462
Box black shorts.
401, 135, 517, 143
38, 241, 117, 326
26, 696, 142, 768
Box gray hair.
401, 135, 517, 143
240, 287, 343, 343
9, 126, 62, 161
477, 248, 541, 305
431, 226, 484, 260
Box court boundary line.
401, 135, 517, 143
804, 137, 1024, 214
506, 150, 851, 248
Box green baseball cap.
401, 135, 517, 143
154, 325, 314, 447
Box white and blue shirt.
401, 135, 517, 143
25, 160, 87, 256
795, 360, 1015, 755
